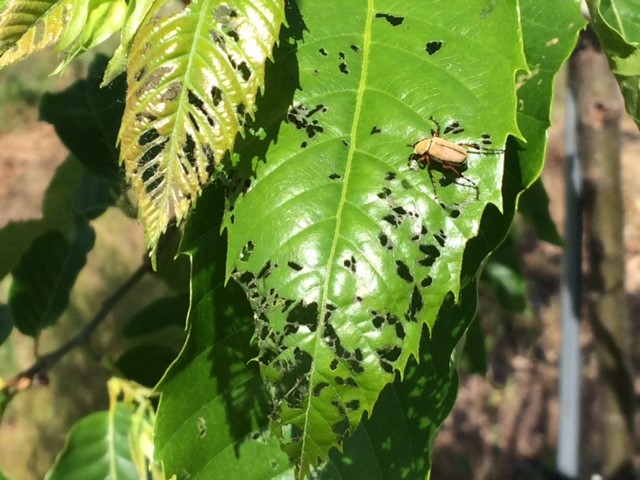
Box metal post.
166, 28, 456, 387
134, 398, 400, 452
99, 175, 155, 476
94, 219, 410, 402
557, 70, 583, 478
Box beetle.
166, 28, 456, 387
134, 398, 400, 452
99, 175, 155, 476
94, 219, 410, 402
408, 117, 503, 198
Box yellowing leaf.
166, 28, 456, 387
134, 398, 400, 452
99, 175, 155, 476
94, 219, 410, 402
0, 0, 73, 68
119, 0, 285, 258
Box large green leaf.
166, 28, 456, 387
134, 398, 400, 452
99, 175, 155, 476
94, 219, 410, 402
155, 186, 293, 479
45, 405, 137, 480
9, 222, 95, 337
119, 0, 285, 257
225, 1, 524, 475
588, 0, 640, 123
0, 0, 72, 69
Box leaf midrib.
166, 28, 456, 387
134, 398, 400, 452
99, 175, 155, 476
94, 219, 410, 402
298, 0, 375, 469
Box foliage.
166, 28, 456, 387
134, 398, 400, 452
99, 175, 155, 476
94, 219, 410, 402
3, 0, 639, 479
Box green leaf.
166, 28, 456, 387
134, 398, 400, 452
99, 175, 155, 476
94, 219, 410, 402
155, 186, 293, 478
588, 0, 640, 123
119, 0, 286, 257
0, 304, 11, 345
55, 0, 127, 73
39, 54, 126, 180
518, 177, 562, 245
45, 404, 138, 480
122, 294, 189, 338
0, 0, 72, 69
460, 314, 487, 375
322, 330, 458, 479
115, 344, 178, 387
225, 2, 524, 474
482, 232, 528, 314
103, 0, 166, 85
9, 222, 95, 337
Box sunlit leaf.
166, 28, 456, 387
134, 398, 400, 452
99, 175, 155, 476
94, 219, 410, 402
588, 0, 640, 123
119, 0, 285, 258
225, 1, 525, 475
0, 0, 72, 69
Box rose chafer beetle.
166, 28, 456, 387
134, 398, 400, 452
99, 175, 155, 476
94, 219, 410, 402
408, 117, 504, 199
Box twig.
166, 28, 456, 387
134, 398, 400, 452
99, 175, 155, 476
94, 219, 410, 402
2, 260, 152, 394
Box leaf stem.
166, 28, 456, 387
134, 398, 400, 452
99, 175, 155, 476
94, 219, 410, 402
1, 260, 152, 395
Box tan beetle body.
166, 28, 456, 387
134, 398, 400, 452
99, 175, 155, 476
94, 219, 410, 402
410, 136, 468, 174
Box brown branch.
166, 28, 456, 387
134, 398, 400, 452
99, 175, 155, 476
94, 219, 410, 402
2, 260, 152, 395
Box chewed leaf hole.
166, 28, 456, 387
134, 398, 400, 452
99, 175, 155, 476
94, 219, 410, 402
240, 241, 255, 261
374, 12, 404, 26
425, 40, 443, 55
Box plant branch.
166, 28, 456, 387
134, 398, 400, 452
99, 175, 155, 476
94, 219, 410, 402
2, 260, 152, 394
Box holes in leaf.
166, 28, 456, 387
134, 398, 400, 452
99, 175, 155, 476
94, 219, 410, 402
286, 301, 318, 333
287, 261, 303, 271
377, 187, 391, 199
481, 133, 493, 145
339, 62, 349, 74
330, 359, 339, 371
286, 104, 325, 139
279, 348, 312, 408
345, 399, 360, 411
406, 286, 423, 321
434, 229, 447, 247
240, 241, 254, 261
343, 256, 357, 274
395, 260, 414, 283
418, 244, 440, 267
329, 173, 341, 180
421, 276, 433, 288
183, 134, 197, 169
188, 89, 215, 127
395, 322, 406, 339
443, 120, 464, 135
370, 126, 382, 135
203, 144, 216, 165
300, 141, 307, 148
378, 232, 389, 247
350, 44, 360, 52
236, 61, 252, 82
425, 40, 443, 55
313, 382, 330, 396
138, 128, 160, 146
382, 214, 399, 227
319, 47, 328, 56
374, 12, 405, 26
257, 260, 275, 280
210, 85, 222, 106
139, 139, 168, 169
338, 51, 345, 60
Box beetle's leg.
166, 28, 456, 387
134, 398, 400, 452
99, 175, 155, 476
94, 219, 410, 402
428, 116, 441, 137
440, 162, 462, 176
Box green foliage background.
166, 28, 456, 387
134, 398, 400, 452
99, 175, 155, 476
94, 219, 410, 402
4, 0, 640, 478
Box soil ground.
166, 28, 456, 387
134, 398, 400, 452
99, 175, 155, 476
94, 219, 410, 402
0, 109, 638, 478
